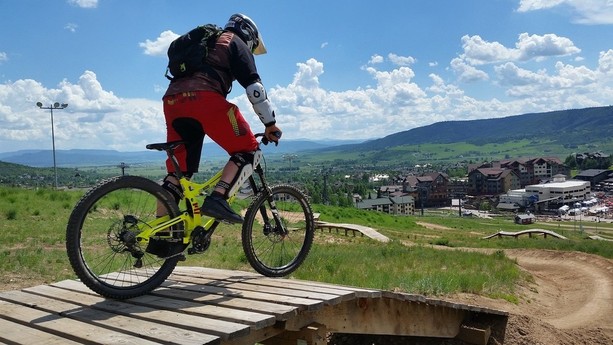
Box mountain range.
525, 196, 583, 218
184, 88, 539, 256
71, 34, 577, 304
1, 106, 611, 167
335, 106, 613, 151
0, 139, 362, 168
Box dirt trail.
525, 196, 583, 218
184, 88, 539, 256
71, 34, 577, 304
448, 249, 613, 344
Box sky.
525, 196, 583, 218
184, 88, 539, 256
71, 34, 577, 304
1, 0, 613, 154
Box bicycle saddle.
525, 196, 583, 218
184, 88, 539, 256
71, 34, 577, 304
146, 141, 187, 151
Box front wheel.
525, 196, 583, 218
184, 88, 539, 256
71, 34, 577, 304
66, 176, 182, 299
242, 185, 315, 277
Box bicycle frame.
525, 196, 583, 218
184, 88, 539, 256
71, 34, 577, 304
135, 146, 273, 250
135, 170, 223, 246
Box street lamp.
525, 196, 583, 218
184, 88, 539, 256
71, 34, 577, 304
36, 102, 68, 188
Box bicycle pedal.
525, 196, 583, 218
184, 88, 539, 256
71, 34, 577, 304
177, 254, 186, 261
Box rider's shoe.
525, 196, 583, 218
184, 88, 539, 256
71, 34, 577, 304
202, 194, 243, 224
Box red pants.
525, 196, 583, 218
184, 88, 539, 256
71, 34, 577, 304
163, 91, 258, 174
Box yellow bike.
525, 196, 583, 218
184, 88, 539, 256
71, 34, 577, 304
66, 134, 314, 299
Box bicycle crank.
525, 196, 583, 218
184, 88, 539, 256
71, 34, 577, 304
188, 226, 213, 254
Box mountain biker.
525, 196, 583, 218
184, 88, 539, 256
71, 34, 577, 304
161, 13, 281, 223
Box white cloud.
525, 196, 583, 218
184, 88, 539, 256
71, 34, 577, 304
0, 71, 162, 152
450, 58, 489, 82
67, 0, 98, 9
139, 30, 179, 56
494, 62, 546, 86
518, 0, 613, 24
461, 35, 518, 65
461, 33, 580, 65
0, 52, 7, 63
368, 54, 384, 64
515, 33, 581, 60
517, 0, 565, 11
64, 23, 78, 33
495, 59, 605, 100
598, 49, 613, 74
388, 54, 416, 66
320, 42, 329, 49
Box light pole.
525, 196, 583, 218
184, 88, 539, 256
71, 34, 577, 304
36, 102, 68, 189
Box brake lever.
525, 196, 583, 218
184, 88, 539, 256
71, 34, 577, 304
260, 131, 282, 146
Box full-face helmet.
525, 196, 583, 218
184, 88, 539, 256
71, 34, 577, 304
224, 13, 267, 55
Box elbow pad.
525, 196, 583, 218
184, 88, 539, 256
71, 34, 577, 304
246, 82, 276, 126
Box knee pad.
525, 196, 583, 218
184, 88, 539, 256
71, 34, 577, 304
225, 151, 262, 196
229, 151, 254, 167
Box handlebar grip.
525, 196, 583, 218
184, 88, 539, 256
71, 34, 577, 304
255, 131, 283, 146
260, 131, 282, 146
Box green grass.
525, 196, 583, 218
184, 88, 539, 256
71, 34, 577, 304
312, 204, 613, 259
294, 241, 524, 301
0, 185, 610, 304
297, 137, 613, 167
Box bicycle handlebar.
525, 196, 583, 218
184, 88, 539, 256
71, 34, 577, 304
255, 131, 282, 146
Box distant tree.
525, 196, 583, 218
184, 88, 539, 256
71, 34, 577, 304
564, 155, 578, 169
582, 158, 599, 170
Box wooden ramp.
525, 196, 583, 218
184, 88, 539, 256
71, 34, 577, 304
482, 229, 568, 240
315, 221, 390, 242
0, 267, 507, 345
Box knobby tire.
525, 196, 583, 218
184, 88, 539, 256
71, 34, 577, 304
242, 184, 315, 277
66, 176, 181, 299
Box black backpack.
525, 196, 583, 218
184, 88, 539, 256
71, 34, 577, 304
165, 24, 224, 81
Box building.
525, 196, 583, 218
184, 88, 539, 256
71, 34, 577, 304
573, 169, 612, 188
495, 157, 568, 186
356, 196, 415, 215
467, 168, 520, 195
497, 175, 592, 212
497, 189, 533, 210
515, 213, 536, 224
574, 152, 611, 168
525, 178, 591, 204
402, 172, 449, 207
529, 157, 568, 182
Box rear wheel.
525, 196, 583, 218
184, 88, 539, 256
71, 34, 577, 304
242, 185, 314, 277
66, 176, 183, 299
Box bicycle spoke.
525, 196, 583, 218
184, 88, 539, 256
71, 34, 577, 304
67, 176, 181, 299
242, 185, 314, 277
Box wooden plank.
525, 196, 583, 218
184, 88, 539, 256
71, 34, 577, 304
174, 267, 358, 301
482, 229, 567, 240
151, 286, 298, 320
54, 278, 298, 320
103, 266, 342, 309
0, 298, 163, 345
130, 294, 276, 329
174, 266, 381, 297
67, 272, 280, 329
315, 221, 389, 242
30, 282, 248, 341
170, 271, 345, 305
274, 279, 381, 298
0, 318, 82, 345
4, 288, 219, 345
174, 267, 382, 297
162, 277, 325, 311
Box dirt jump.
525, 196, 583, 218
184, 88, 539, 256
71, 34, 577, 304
448, 249, 613, 344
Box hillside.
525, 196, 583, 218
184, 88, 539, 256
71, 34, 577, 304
1, 106, 611, 168
344, 106, 613, 150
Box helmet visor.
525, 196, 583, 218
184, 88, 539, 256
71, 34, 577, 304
252, 33, 267, 55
